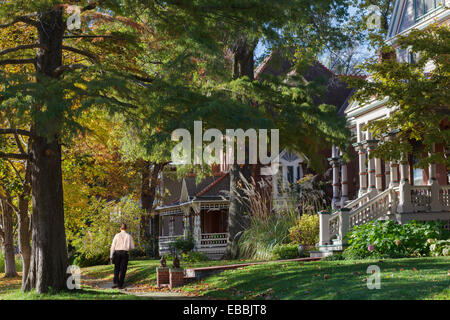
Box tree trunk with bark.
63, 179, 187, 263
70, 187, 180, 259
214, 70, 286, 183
23, 8, 69, 293
225, 35, 257, 259
140, 161, 165, 257
0, 197, 18, 277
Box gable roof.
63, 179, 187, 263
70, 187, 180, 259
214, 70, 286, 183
160, 173, 230, 206
254, 51, 354, 111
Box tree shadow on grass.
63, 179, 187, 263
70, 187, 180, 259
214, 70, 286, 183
194, 258, 450, 300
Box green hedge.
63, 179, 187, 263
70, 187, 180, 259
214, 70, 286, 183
272, 244, 299, 260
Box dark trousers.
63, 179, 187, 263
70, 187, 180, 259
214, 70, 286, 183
113, 250, 129, 287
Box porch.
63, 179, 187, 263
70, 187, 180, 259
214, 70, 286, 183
317, 137, 450, 256
157, 198, 229, 260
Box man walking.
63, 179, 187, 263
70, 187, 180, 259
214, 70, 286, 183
110, 223, 135, 289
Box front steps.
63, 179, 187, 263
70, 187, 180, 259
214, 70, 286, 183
309, 239, 346, 258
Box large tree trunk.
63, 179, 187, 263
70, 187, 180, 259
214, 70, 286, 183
1, 197, 18, 277
140, 161, 165, 257
225, 35, 257, 259
23, 8, 69, 293
140, 160, 152, 240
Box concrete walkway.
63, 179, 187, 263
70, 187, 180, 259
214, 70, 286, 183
91, 280, 200, 300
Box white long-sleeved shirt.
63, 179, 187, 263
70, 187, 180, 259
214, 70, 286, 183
110, 230, 135, 258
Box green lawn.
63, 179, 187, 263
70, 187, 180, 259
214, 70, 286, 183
0, 257, 448, 300
182, 257, 450, 300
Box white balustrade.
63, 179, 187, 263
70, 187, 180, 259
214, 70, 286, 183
410, 186, 432, 212
348, 188, 394, 229
200, 233, 229, 247
439, 186, 450, 211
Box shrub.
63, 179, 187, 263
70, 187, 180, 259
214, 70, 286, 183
321, 253, 344, 261
343, 220, 445, 260
272, 244, 299, 260
428, 239, 450, 256
181, 251, 209, 263
73, 252, 110, 268
288, 214, 320, 246
169, 236, 195, 255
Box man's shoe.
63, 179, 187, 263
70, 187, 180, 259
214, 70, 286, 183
118, 286, 124, 290
112, 284, 118, 289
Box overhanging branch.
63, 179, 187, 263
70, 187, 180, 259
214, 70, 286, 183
0, 44, 46, 57
0, 129, 33, 136
62, 46, 98, 63
63, 35, 115, 39
0, 15, 39, 29
53, 64, 87, 77
0, 153, 31, 160
0, 58, 35, 66
132, 75, 154, 83
81, 1, 102, 12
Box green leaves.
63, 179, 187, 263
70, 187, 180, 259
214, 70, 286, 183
345, 25, 450, 168
343, 220, 447, 259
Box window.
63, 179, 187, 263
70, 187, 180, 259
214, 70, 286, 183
415, 0, 439, 20
287, 166, 294, 184
412, 156, 426, 186
408, 50, 416, 64
297, 166, 302, 181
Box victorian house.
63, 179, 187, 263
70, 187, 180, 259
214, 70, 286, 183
315, 0, 450, 257
155, 56, 353, 259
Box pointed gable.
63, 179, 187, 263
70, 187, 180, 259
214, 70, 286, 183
180, 178, 189, 203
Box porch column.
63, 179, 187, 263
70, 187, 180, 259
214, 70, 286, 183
390, 161, 400, 188
318, 210, 331, 246
330, 145, 341, 210
397, 153, 413, 213
169, 216, 175, 236
338, 208, 351, 244
354, 143, 367, 197
385, 161, 391, 188
429, 144, 443, 212
192, 203, 201, 250
375, 157, 383, 191
340, 158, 349, 207
366, 140, 378, 194
182, 206, 191, 239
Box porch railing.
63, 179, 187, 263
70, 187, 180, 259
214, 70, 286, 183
200, 233, 228, 247
349, 188, 396, 229
321, 188, 396, 246
158, 235, 180, 254
410, 186, 432, 212
439, 186, 450, 211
